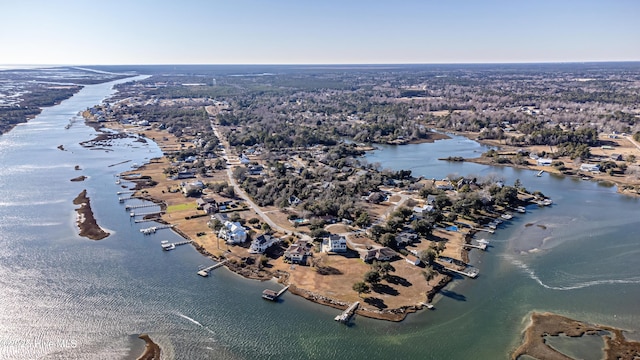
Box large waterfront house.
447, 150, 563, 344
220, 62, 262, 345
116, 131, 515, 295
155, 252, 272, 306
322, 234, 347, 253
284, 239, 312, 264
249, 234, 279, 254
218, 221, 247, 244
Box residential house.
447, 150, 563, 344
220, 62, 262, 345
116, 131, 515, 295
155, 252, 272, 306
413, 204, 434, 215
537, 158, 553, 166
249, 234, 279, 254
288, 195, 301, 206
405, 254, 421, 266
580, 163, 601, 173
173, 171, 196, 180
396, 231, 418, 246
284, 239, 312, 264
361, 247, 398, 263
610, 153, 623, 161
218, 221, 247, 244
182, 180, 205, 196
248, 165, 264, 175
196, 197, 218, 214
322, 234, 347, 253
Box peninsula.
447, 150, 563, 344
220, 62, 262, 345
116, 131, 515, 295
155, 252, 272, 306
81, 63, 639, 322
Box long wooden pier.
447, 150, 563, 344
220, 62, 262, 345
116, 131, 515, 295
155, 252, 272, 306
125, 203, 160, 210
335, 301, 359, 323
197, 260, 228, 277
262, 285, 290, 301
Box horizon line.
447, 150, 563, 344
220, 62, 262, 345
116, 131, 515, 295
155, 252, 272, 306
2, 60, 640, 68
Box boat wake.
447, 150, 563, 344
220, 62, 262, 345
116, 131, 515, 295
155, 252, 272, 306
510, 258, 640, 291
176, 312, 215, 335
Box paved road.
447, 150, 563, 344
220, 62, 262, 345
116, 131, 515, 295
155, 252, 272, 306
211, 121, 309, 240
625, 135, 640, 152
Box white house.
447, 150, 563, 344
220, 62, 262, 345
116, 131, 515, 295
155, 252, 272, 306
413, 204, 434, 214
218, 221, 247, 244
284, 239, 311, 264
249, 234, 279, 254
580, 163, 600, 173
537, 158, 553, 166
322, 234, 347, 253
405, 254, 421, 266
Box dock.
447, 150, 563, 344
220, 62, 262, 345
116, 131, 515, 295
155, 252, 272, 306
472, 227, 495, 234
117, 190, 136, 195
130, 211, 162, 217
134, 218, 161, 223
125, 203, 161, 210
463, 243, 487, 251
335, 301, 359, 323
197, 260, 228, 277
441, 266, 479, 278
262, 285, 290, 301
140, 224, 174, 235
161, 240, 192, 250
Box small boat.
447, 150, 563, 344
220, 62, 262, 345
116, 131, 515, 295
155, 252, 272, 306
542, 199, 553, 206
501, 213, 513, 220
477, 239, 489, 245
536, 170, 544, 177
515, 206, 526, 213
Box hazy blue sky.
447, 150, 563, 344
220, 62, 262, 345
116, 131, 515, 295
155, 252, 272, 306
1, 0, 638, 65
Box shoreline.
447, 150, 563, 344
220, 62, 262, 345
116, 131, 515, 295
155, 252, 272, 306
135, 334, 161, 360
440, 129, 640, 197
512, 312, 640, 360
73, 189, 110, 240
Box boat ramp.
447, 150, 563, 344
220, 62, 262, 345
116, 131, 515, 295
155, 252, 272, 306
335, 301, 359, 323
197, 260, 229, 277
262, 285, 290, 301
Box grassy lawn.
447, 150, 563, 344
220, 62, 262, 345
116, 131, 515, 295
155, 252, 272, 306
166, 202, 197, 213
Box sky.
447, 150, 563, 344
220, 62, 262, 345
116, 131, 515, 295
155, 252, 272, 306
0, 0, 638, 65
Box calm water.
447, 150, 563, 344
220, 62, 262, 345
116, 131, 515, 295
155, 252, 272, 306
0, 80, 638, 360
